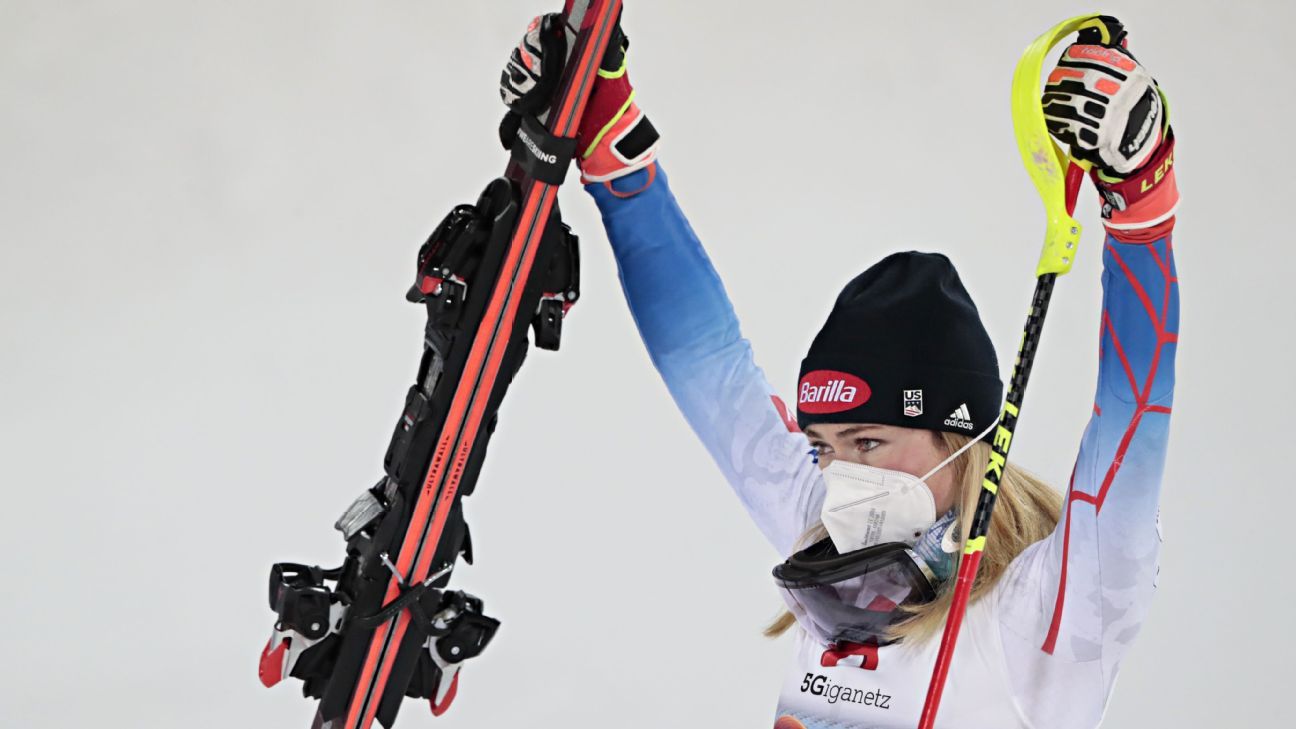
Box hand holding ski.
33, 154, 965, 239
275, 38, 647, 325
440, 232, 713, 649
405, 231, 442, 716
500, 11, 659, 184
259, 3, 625, 727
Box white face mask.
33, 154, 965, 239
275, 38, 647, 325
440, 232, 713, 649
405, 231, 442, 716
818, 423, 993, 553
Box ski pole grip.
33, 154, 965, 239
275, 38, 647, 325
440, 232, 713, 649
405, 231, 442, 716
1011, 12, 1110, 277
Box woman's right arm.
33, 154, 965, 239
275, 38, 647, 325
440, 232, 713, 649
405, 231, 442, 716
497, 14, 821, 554
585, 165, 823, 556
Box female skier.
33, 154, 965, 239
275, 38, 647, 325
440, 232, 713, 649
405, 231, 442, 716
500, 14, 1179, 728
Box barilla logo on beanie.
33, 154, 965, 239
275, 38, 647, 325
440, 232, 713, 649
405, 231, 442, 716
798, 370, 871, 414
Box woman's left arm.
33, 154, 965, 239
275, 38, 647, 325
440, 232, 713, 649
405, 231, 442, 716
1003, 230, 1179, 649
992, 22, 1182, 724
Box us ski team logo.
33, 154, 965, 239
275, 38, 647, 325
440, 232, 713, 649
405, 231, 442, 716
903, 389, 923, 417
798, 370, 871, 414
944, 403, 974, 431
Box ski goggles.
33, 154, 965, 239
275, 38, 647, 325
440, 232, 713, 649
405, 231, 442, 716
773, 539, 939, 646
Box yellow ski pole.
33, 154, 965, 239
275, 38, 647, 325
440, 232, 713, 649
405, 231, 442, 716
916, 13, 1123, 728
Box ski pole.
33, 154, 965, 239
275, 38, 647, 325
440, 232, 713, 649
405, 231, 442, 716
916, 13, 1119, 728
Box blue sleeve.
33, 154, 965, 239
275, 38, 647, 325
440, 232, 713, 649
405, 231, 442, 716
585, 164, 823, 556
997, 233, 1179, 725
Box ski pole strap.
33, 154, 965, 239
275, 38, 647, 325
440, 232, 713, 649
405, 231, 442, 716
507, 113, 580, 185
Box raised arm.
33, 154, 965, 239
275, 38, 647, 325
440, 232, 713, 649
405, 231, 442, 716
994, 24, 1182, 726
496, 13, 822, 555
1045, 230, 1179, 648
587, 166, 824, 556
997, 228, 1178, 719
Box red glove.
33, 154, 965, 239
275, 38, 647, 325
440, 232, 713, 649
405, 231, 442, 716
500, 13, 660, 185
1043, 17, 1177, 238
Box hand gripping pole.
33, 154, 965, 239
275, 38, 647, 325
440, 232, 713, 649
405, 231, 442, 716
916, 13, 1120, 729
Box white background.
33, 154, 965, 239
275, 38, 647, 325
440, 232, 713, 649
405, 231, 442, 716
2, 1, 1292, 727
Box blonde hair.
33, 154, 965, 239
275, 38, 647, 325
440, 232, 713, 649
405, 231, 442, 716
764, 431, 1062, 644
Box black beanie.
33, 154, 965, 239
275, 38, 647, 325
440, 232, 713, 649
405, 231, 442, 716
797, 252, 1002, 438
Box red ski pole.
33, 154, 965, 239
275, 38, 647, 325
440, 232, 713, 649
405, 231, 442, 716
916, 12, 1123, 728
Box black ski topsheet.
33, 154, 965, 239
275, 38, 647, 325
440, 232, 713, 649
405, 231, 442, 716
261, 2, 623, 728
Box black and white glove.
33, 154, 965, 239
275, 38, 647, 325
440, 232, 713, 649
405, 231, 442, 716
1042, 18, 1166, 177
499, 14, 575, 120
1043, 17, 1178, 231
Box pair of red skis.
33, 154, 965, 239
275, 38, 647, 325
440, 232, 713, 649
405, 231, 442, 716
260, 2, 622, 727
